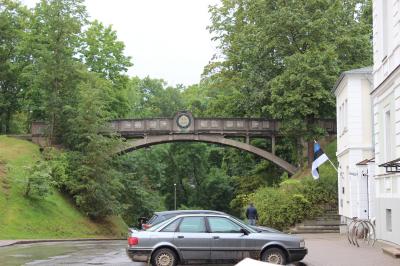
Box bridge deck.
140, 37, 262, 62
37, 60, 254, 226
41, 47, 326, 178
108, 117, 336, 138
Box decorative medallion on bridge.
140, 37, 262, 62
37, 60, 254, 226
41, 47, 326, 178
176, 113, 191, 129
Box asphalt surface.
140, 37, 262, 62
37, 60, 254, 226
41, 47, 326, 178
0, 234, 398, 266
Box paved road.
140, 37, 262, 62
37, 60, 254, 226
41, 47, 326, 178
0, 234, 398, 266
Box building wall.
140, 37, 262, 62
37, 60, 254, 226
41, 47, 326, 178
375, 196, 400, 244
372, 77, 400, 244
336, 74, 373, 221
373, 0, 400, 89
372, 0, 400, 245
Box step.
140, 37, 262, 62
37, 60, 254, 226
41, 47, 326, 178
382, 247, 400, 258
311, 216, 340, 220
313, 217, 340, 221
303, 220, 341, 226
290, 229, 339, 234
296, 225, 339, 231
316, 214, 340, 218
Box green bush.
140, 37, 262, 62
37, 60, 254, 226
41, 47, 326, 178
241, 140, 338, 230
250, 187, 311, 230
23, 161, 53, 198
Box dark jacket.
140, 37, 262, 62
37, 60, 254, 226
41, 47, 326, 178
246, 206, 258, 219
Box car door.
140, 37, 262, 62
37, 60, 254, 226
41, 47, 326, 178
207, 216, 249, 262
172, 216, 211, 261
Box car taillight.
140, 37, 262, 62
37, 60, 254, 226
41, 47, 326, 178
143, 224, 151, 230
128, 236, 139, 246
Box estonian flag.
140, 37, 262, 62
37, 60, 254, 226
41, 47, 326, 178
312, 142, 329, 179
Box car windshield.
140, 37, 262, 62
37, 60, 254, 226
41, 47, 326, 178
225, 216, 257, 233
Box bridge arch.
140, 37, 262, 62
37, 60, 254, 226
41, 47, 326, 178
119, 134, 298, 175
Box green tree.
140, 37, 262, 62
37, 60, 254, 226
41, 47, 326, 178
23, 0, 88, 142
207, 0, 372, 163
0, 0, 29, 133
62, 72, 124, 219
126, 77, 184, 118
82, 20, 132, 83
82, 20, 133, 117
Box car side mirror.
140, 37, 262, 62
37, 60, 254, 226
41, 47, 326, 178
240, 228, 249, 235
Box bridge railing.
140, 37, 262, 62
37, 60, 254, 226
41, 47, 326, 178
109, 118, 281, 137
31, 118, 336, 138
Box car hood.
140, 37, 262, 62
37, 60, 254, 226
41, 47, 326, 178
252, 225, 282, 234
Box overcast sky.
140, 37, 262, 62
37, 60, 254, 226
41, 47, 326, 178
21, 0, 219, 86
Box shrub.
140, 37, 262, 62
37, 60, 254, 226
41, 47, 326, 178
250, 187, 311, 230
23, 161, 53, 198
245, 170, 337, 230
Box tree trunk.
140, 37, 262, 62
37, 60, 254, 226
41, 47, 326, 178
5, 111, 11, 134
308, 141, 314, 167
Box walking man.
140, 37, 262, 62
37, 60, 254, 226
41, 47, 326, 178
246, 203, 258, 226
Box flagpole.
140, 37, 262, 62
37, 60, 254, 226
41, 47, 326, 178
328, 159, 338, 172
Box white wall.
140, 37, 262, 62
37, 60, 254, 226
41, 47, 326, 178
335, 74, 373, 220
372, 0, 400, 245
373, 0, 400, 89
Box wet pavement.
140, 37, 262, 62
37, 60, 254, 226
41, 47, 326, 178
0, 234, 398, 266
0, 241, 134, 266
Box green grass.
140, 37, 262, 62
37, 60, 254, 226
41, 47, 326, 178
317, 139, 338, 179
0, 136, 127, 239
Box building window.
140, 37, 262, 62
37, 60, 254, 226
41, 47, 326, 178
386, 209, 392, 232
344, 99, 348, 132
338, 106, 342, 134
382, 0, 389, 59
384, 110, 391, 161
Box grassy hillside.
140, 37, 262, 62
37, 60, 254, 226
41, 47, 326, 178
0, 136, 127, 239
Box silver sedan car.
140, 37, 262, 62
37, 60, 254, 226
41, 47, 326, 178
126, 214, 307, 266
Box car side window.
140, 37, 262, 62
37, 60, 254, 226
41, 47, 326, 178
208, 217, 242, 233
178, 217, 206, 233
161, 218, 181, 232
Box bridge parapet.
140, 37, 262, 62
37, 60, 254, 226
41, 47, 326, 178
31, 111, 336, 138
110, 117, 281, 137
109, 112, 336, 138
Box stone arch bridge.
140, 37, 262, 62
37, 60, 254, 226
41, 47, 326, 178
31, 111, 336, 175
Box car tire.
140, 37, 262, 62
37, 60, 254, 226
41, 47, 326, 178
151, 248, 178, 266
261, 247, 287, 265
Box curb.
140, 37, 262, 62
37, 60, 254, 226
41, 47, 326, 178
0, 238, 125, 248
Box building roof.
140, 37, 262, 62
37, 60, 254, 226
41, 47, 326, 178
332, 66, 373, 93
356, 158, 375, 166
342, 66, 373, 75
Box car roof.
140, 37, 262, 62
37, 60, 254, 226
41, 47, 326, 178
154, 210, 225, 216
173, 213, 230, 218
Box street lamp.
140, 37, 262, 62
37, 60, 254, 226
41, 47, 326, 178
174, 183, 177, 210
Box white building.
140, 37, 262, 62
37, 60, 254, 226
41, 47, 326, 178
371, 0, 400, 245
333, 67, 375, 232
335, 0, 400, 245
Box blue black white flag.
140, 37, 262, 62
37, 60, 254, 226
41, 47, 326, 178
312, 142, 329, 179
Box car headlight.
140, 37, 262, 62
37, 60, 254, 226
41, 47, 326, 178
300, 240, 305, 248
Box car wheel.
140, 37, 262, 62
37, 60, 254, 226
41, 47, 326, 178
151, 248, 177, 266
261, 247, 287, 265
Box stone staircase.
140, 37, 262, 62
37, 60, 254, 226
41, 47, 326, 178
290, 209, 340, 234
